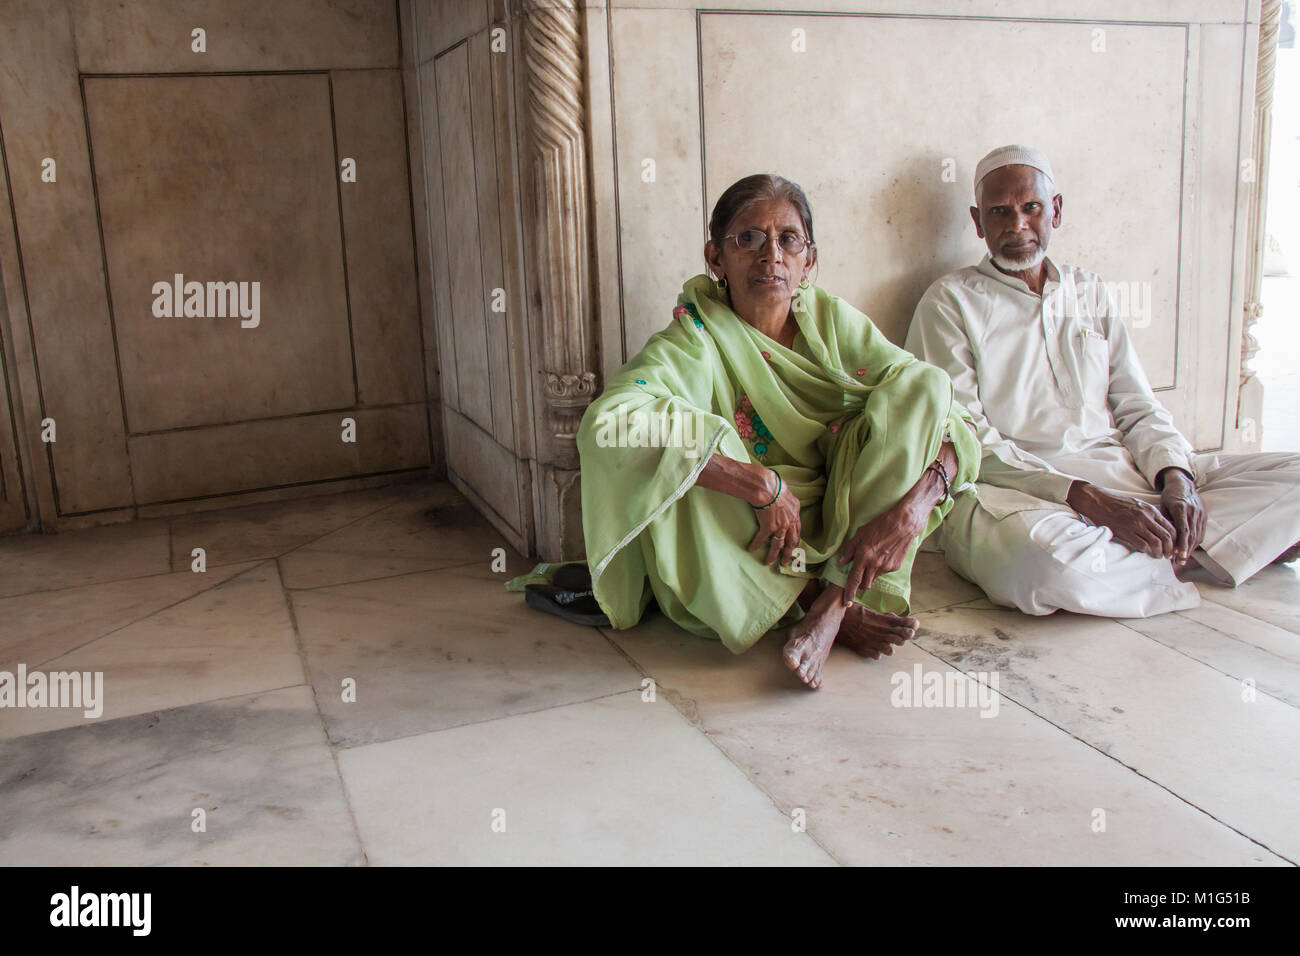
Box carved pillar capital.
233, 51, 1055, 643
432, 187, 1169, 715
542, 369, 598, 438
519, 0, 599, 447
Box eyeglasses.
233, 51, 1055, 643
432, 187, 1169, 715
722, 229, 814, 256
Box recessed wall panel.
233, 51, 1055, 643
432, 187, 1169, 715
72, 0, 399, 73
128, 404, 430, 504
333, 69, 426, 408
700, 14, 1186, 389
0, 0, 133, 514
610, 8, 706, 360
434, 44, 495, 433
86, 74, 355, 434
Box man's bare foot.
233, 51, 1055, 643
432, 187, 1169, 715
782, 584, 847, 690
837, 604, 919, 660
1272, 542, 1300, 565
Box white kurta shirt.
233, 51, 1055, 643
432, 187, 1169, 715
906, 255, 1199, 508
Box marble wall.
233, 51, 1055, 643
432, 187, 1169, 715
0, 0, 434, 533
587, 0, 1263, 454
0, 0, 1268, 551
0, 267, 26, 532
409, 0, 541, 556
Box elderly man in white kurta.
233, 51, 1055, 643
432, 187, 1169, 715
905, 144, 1300, 617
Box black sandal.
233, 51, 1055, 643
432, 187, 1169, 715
524, 582, 610, 627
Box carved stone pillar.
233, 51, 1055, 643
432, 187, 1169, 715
1237, 0, 1282, 448
518, 0, 598, 559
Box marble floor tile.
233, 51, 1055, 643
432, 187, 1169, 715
7, 478, 1296, 867
277, 483, 515, 589
909, 550, 984, 613
0, 562, 260, 674
0, 562, 304, 739
291, 562, 641, 747
337, 690, 836, 865
1119, 609, 1300, 708
0, 518, 171, 598
601, 613, 1281, 865
0, 685, 361, 865
167, 483, 424, 569
916, 605, 1300, 861
1175, 600, 1300, 664
1196, 562, 1300, 636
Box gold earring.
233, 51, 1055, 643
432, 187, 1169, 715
798, 277, 810, 290
717, 274, 728, 291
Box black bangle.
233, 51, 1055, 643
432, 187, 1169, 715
754, 470, 782, 510
927, 460, 951, 504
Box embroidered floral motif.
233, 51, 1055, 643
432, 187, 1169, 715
735, 393, 774, 460
674, 303, 704, 328
733, 407, 755, 440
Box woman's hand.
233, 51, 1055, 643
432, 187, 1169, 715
837, 444, 956, 605
747, 471, 802, 567
837, 496, 928, 605
694, 455, 801, 565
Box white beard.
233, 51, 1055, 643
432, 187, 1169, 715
992, 246, 1046, 272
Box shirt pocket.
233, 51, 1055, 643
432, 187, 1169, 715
1074, 327, 1110, 406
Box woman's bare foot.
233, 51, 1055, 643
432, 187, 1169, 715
782, 584, 847, 690
795, 578, 821, 612
837, 604, 919, 660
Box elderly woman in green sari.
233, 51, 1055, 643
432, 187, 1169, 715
576, 174, 980, 689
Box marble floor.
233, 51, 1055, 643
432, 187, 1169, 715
1, 479, 1296, 866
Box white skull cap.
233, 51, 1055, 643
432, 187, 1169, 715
974, 145, 1056, 193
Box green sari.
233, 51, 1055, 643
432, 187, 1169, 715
575, 275, 980, 653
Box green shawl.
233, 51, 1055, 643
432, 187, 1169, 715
576, 275, 979, 652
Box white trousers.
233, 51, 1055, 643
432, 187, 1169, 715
934, 452, 1300, 617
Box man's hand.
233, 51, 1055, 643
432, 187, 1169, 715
1066, 480, 1176, 559
1158, 468, 1206, 568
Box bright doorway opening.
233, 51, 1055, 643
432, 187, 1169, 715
1259, 1, 1300, 452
